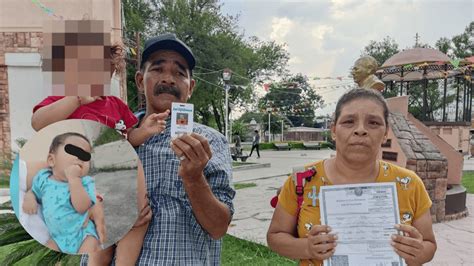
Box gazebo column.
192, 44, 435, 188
455, 77, 460, 122
443, 64, 447, 122
422, 66, 428, 121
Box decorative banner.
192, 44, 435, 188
263, 83, 270, 92
450, 59, 461, 68
31, 0, 64, 20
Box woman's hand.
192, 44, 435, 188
391, 224, 424, 265
306, 225, 338, 261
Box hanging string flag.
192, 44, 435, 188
31, 0, 64, 20
450, 59, 461, 69
263, 83, 271, 92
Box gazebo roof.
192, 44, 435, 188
381, 48, 451, 68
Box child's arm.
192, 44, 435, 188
127, 110, 169, 147
31, 97, 97, 131
114, 161, 151, 265
66, 165, 93, 214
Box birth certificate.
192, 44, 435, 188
319, 182, 404, 266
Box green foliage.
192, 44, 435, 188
361, 36, 400, 66
231, 120, 248, 139
406, 80, 457, 121
462, 171, 474, 194
129, 0, 290, 132
234, 182, 257, 190
259, 74, 323, 128
434, 21, 473, 59
258, 143, 275, 150
221, 234, 295, 265
93, 127, 123, 147
14, 138, 27, 149
320, 141, 335, 150
288, 142, 304, 150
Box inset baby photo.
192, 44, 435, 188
176, 113, 189, 125
13, 119, 141, 255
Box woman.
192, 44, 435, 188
267, 88, 436, 266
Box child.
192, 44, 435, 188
30, 19, 169, 263
23, 132, 100, 254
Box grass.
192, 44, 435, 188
0, 235, 294, 265
93, 127, 123, 147
234, 182, 257, 190
232, 162, 256, 167
222, 234, 296, 265
462, 171, 474, 193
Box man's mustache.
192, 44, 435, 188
153, 84, 181, 99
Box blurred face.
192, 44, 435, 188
331, 99, 387, 164
135, 50, 195, 114
47, 136, 91, 180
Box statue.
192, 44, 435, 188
351, 56, 385, 92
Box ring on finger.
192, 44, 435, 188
179, 155, 186, 161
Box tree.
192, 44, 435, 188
122, 0, 156, 111
435, 37, 452, 56
146, 0, 289, 133
361, 36, 400, 66
258, 74, 324, 128
435, 21, 474, 59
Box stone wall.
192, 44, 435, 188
390, 113, 448, 222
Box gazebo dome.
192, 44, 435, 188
381, 48, 451, 68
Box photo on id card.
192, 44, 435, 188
171, 102, 194, 138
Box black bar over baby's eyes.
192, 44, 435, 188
65, 144, 91, 162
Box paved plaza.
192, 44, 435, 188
229, 149, 474, 266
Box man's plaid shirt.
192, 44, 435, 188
81, 120, 235, 265
135, 120, 235, 265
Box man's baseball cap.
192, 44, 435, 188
140, 33, 196, 71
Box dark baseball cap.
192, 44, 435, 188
140, 33, 196, 71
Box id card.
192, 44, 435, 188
171, 102, 194, 138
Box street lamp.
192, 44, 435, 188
267, 107, 272, 142
223, 68, 232, 142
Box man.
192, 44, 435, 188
133, 33, 235, 264
249, 130, 260, 158
351, 55, 385, 92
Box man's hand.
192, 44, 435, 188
306, 225, 338, 261
391, 224, 424, 265
170, 133, 212, 180
22, 190, 38, 215
64, 164, 82, 181
141, 110, 170, 136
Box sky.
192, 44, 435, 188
220, 0, 473, 115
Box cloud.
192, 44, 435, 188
269, 17, 294, 43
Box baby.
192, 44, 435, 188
23, 132, 100, 254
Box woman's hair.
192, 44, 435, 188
49, 132, 90, 154
334, 88, 389, 126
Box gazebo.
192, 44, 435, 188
378, 48, 472, 124
376, 48, 472, 221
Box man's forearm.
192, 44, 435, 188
31, 97, 80, 131
127, 127, 152, 147
182, 174, 231, 240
